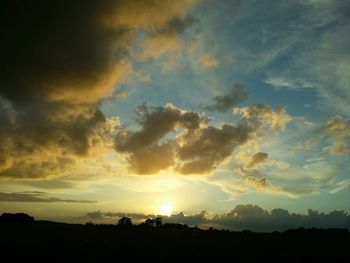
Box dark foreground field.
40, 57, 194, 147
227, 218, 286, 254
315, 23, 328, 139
1, 219, 350, 262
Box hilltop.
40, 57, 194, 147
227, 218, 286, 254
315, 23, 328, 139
1, 213, 350, 262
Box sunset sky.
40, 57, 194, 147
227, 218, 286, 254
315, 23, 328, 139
1, 0, 350, 229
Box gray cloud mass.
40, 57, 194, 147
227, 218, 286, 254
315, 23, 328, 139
205, 84, 249, 112
0, 0, 197, 179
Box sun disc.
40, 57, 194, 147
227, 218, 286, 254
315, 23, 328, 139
160, 202, 173, 216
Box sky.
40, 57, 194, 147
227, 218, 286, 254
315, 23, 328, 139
1, 0, 350, 231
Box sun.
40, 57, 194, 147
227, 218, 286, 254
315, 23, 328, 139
159, 201, 174, 216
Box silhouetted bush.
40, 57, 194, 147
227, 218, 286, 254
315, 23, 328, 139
117, 217, 133, 227
155, 217, 162, 227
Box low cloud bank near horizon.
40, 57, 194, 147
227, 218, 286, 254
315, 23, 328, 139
83, 204, 350, 232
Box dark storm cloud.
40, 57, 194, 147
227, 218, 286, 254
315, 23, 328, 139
0, 0, 198, 105
84, 204, 350, 232
0, 191, 96, 204
0, 0, 197, 179
206, 84, 249, 112
1, 1, 126, 105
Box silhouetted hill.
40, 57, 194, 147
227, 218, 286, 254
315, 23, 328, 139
1, 213, 350, 262
0, 212, 35, 223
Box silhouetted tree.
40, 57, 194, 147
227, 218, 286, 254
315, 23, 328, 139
145, 218, 155, 227
155, 217, 162, 227
118, 217, 132, 226
85, 221, 94, 227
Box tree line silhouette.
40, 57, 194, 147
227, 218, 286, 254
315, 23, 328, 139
1, 212, 350, 262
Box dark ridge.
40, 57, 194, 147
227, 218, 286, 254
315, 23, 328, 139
0, 212, 35, 224
1, 213, 350, 262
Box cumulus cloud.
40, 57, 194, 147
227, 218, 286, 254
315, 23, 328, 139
115, 102, 292, 175
206, 84, 249, 112
0, 102, 120, 178
0, 191, 96, 204
176, 124, 250, 174
115, 103, 204, 174
212, 205, 350, 232
83, 204, 350, 232
0, 0, 197, 179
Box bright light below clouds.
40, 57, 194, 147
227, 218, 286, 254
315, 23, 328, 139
159, 201, 175, 217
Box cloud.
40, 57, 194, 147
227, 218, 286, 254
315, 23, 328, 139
124, 142, 176, 174
133, 14, 199, 72
116, 103, 203, 152
86, 211, 151, 220
230, 151, 293, 195
208, 171, 293, 197
246, 152, 269, 169
319, 116, 350, 155
264, 76, 296, 89
261, 0, 350, 116
235, 151, 290, 175
244, 176, 281, 192
206, 84, 249, 112
17, 180, 76, 190
0, 0, 197, 179
212, 204, 350, 232
85, 209, 208, 226
0, 191, 96, 204
197, 52, 219, 69
115, 102, 292, 175
176, 124, 250, 174
0, 103, 120, 178
238, 103, 292, 130
83, 204, 350, 232
115, 103, 204, 174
